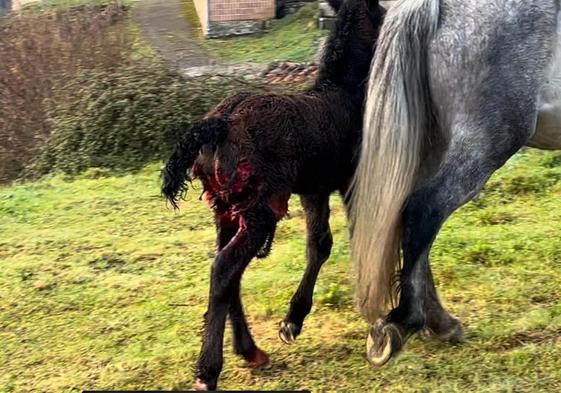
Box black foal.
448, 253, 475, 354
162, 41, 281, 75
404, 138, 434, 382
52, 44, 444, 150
162, 0, 385, 390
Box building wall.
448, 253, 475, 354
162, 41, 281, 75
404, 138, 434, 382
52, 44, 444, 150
192, 0, 208, 33
208, 0, 274, 22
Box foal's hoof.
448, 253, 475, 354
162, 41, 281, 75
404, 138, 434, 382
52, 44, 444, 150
192, 378, 209, 391
279, 321, 300, 344
422, 315, 464, 343
366, 319, 405, 366
245, 347, 271, 369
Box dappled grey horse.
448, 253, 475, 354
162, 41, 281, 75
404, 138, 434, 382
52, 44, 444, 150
351, 0, 561, 365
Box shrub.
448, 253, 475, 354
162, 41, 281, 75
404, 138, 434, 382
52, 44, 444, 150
29, 64, 270, 176
0, 1, 136, 183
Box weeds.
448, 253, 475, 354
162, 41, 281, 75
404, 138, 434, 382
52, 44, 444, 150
0, 1, 135, 183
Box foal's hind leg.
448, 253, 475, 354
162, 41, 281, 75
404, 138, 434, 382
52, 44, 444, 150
367, 119, 532, 366
215, 218, 270, 368
229, 285, 270, 368
194, 203, 276, 391
280, 194, 332, 344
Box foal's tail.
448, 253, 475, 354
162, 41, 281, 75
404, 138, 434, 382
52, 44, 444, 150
161, 117, 229, 209
350, 0, 439, 323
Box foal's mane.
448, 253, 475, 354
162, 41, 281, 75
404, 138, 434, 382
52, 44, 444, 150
316, 0, 379, 91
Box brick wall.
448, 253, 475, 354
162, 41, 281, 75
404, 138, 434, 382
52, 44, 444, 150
209, 0, 275, 22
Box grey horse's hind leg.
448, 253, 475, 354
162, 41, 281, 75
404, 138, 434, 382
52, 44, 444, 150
367, 118, 533, 366
280, 194, 333, 344
341, 184, 461, 342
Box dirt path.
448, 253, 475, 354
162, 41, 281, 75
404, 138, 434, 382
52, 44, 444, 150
133, 0, 264, 77
132, 0, 214, 69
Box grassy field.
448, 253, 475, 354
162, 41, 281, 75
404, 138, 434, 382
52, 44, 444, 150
1, 150, 561, 392
194, 4, 328, 64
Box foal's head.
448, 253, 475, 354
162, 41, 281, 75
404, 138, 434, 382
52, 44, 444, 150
317, 0, 385, 91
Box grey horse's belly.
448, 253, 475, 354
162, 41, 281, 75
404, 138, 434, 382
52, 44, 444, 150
528, 14, 561, 150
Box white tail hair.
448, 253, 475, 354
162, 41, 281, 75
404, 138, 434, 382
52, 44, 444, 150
350, 0, 440, 323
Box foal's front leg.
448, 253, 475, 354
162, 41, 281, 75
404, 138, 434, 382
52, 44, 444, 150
194, 204, 275, 391
279, 194, 332, 344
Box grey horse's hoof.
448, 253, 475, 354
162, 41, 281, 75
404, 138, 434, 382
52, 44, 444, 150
279, 321, 300, 344
366, 319, 405, 366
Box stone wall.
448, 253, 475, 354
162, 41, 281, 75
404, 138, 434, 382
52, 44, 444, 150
206, 19, 270, 38
284, 0, 315, 14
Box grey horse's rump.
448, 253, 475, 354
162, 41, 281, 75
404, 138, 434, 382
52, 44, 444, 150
430, 0, 560, 151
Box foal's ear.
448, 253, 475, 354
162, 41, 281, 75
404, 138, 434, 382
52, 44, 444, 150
327, 0, 343, 13
366, 0, 383, 17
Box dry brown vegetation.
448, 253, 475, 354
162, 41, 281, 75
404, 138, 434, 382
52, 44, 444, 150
0, 2, 134, 183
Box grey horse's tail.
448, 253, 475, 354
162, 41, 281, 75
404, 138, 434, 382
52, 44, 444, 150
350, 0, 439, 323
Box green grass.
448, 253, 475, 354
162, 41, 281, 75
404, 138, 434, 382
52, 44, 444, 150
1, 150, 561, 392
200, 5, 328, 64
